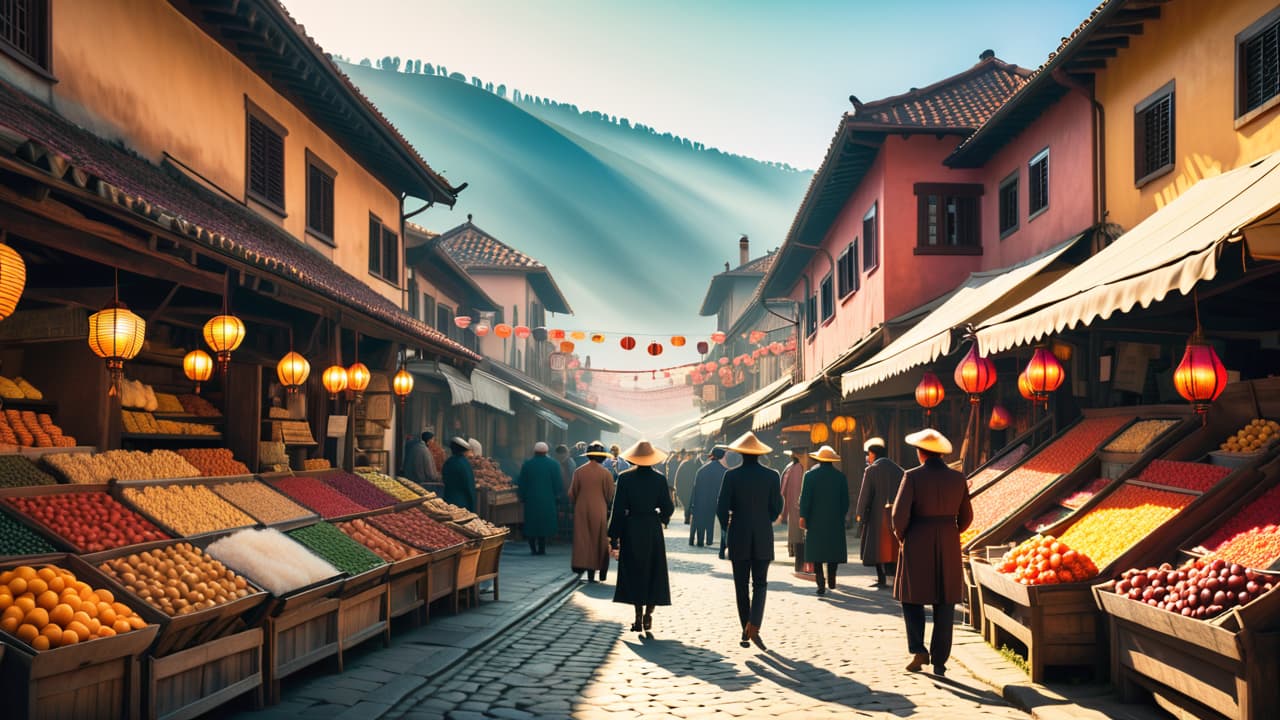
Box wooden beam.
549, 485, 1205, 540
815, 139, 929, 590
1077, 47, 1119, 59
1095, 23, 1145, 37
1066, 59, 1109, 70
147, 283, 182, 324
1115, 7, 1161, 21
1086, 35, 1131, 49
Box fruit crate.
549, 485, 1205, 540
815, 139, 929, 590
423, 544, 461, 622
449, 522, 509, 603
0, 483, 171, 554
385, 549, 432, 622
0, 554, 161, 720
112, 476, 264, 541
337, 580, 390, 671
263, 595, 340, 705
142, 627, 263, 720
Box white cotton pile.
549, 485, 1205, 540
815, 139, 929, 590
205, 528, 339, 595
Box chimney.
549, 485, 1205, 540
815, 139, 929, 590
739, 235, 750, 267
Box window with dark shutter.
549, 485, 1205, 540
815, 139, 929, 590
1240, 12, 1280, 116
407, 278, 419, 319
246, 111, 285, 212
836, 241, 858, 298
423, 294, 436, 328
306, 154, 335, 243
382, 226, 399, 281
1134, 84, 1174, 184
369, 216, 380, 274
806, 294, 817, 337
998, 172, 1019, 236
0, 0, 49, 72
862, 203, 878, 270
915, 183, 983, 254
1028, 149, 1049, 216
436, 304, 451, 333
820, 273, 834, 321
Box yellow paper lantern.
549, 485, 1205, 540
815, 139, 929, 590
393, 367, 414, 398
347, 362, 371, 394
203, 314, 246, 372
88, 302, 146, 396
322, 365, 348, 399
810, 422, 829, 445
183, 349, 213, 394
831, 416, 847, 434
0, 242, 26, 321
840, 416, 856, 438
276, 351, 311, 393
570, 331, 586, 341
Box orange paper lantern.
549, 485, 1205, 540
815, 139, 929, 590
953, 345, 997, 402
559, 340, 576, 353
1024, 347, 1065, 401
810, 422, 829, 445
494, 323, 512, 338
1173, 334, 1227, 416
1017, 370, 1036, 401
647, 342, 663, 356
322, 365, 348, 399
989, 405, 1011, 430
915, 371, 945, 415
514, 325, 531, 339
671, 336, 686, 347
620, 336, 636, 350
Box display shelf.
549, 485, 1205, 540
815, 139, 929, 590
122, 433, 224, 442
154, 412, 225, 424
0, 398, 57, 412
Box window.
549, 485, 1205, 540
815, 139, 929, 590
1134, 83, 1174, 185
998, 172, 1019, 237
246, 103, 286, 212
437, 305, 455, 337
1028, 149, 1049, 216
836, 240, 859, 297
820, 273, 834, 322
805, 293, 818, 337
407, 277, 419, 319
422, 294, 435, 327
0, 0, 49, 73
368, 215, 400, 282
305, 152, 335, 242
862, 203, 878, 270
1239, 10, 1280, 117
915, 183, 983, 253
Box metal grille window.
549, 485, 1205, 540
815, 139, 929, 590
1028, 149, 1049, 216
820, 273, 834, 321
306, 156, 335, 242
862, 203, 878, 270
247, 111, 285, 211
1241, 14, 1280, 115
998, 173, 1019, 236
1134, 85, 1174, 184
836, 241, 858, 297
0, 0, 48, 71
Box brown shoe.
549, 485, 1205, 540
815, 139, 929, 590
745, 622, 767, 651
905, 652, 930, 672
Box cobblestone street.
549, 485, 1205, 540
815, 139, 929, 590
387, 525, 1025, 719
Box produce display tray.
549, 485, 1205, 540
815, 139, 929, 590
0, 483, 171, 555
111, 478, 259, 541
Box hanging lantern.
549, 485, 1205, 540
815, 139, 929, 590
647, 342, 663, 356
840, 416, 857, 439
591, 333, 606, 344
733, 355, 743, 366
514, 325, 531, 339
276, 351, 311, 393
744, 355, 755, 366
559, 340, 575, 353
1024, 346, 1065, 403
347, 362, 371, 396
953, 345, 997, 403
620, 336, 636, 350
831, 416, 848, 434
915, 371, 945, 418
532, 327, 548, 342
454, 316, 472, 330
183, 349, 213, 394
1051, 340, 1074, 363
1017, 370, 1036, 401
671, 336, 686, 347
393, 367, 414, 404
771, 342, 784, 355
494, 323, 512, 339
322, 365, 348, 399
203, 314, 246, 373
570, 331, 586, 341
0, 242, 26, 321
989, 405, 1011, 431
1173, 333, 1227, 417
710, 331, 727, 344
549, 328, 566, 341
88, 302, 146, 396
473, 323, 490, 337
749, 330, 765, 344
810, 422, 829, 445
696, 341, 709, 354
718, 357, 730, 366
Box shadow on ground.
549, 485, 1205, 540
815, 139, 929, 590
619, 635, 760, 692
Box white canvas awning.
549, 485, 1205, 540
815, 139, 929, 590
977, 151, 1280, 354
470, 369, 514, 414
697, 376, 791, 437
753, 376, 820, 430
410, 362, 474, 406
526, 402, 568, 430
842, 237, 1077, 396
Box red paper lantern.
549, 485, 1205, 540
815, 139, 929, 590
749, 330, 765, 343
1173, 334, 1227, 416
473, 322, 490, 336
1017, 370, 1036, 401
744, 355, 755, 366
647, 342, 663, 356
620, 336, 636, 350
719, 357, 729, 366
454, 316, 472, 329
711, 331, 727, 344
953, 345, 997, 402
671, 336, 686, 347
989, 405, 1011, 431
770, 342, 784, 355
696, 341, 709, 354
1024, 347, 1065, 401
559, 340, 575, 353
549, 328, 566, 341
915, 371, 945, 417
733, 355, 743, 366
514, 325, 531, 339
494, 323, 512, 338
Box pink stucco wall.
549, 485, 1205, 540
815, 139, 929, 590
472, 272, 534, 366
978, 91, 1095, 269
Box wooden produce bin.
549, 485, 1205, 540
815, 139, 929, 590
423, 544, 462, 622
386, 551, 432, 622
0, 555, 161, 720
449, 522, 509, 603
111, 477, 259, 540
0, 483, 173, 553
261, 577, 343, 705
336, 565, 391, 670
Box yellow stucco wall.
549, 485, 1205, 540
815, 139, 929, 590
1097, 0, 1280, 230
39, 0, 404, 302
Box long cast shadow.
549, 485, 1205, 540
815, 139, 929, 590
745, 649, 916, 713
619, 635, 760, 692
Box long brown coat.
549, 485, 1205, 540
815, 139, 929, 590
779, 460, 805, 546
856, 457, 904, 566
891, 457, 973, 605
569, 461, 615, 572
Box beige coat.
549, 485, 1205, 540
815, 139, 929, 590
569, 461, 616, 571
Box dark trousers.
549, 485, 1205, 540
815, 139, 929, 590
718, 524, 728, 559
902, 602, 955, 667
690, 522, 714, 546
813, 562, 839, 588
527, 537, 546, 554
876, 562, 896, 584
731, 558, 770, 628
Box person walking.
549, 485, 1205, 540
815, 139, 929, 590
569, 442, 616, 582
517, 442, 562, 555
675, 450, 699, 527
608, 440, 674, 637
717, 431, 783, 650
779, 447, 808, 570
857, 437, 904, 588
402, 430, 439, 487
442, 436, 476, 511
689, 447, 727, 547
799, 445, 850, 595
892, 429, 973, 676
554, 444, 575, 493
604, 444, 630, 479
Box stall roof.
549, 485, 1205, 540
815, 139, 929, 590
408, 361, 474, 406
976, 151, 1280, 354
525, 400, 569, 431
479, 361, 622, 433
471, 370, 515, 415
698, 376, 791, 437
841, 236, 1080, 395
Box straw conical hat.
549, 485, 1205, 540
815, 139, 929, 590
905, 428, 953, 455
621, 440, 668, 467
584, 441, 611, 458
863, 437, 886, 452
808, 445, 840, 462
727, 431, 772, 456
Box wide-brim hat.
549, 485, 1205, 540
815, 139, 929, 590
863, 437, 885, 452
585, 441, 610, 458
809, 445, 840, 462
621, 440, 667, 467
449, 436, 470, 451
727, 431, 772, 456
905, 428, 953, 455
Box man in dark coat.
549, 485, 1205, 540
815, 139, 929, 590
717, 431, 783, 650
608, 440, 674, 636
892, 429, 973, 677
799, 445, 849, 595
689, 447, 727, 546
517, 442, 563, 555
402, 430, 439, 487
856, 437, 904, 587
675, 451, 699, 527
441, 436, 476, 511
554, 445, 575, 494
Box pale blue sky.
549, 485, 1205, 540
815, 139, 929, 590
284, 0, 1100, 169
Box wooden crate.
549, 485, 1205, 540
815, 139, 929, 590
337, 583, 390, 671
110, 477, 259, 541
263, 597, 340, 705
487, 497, 524, 527
423, 546, 461, 622
144, 628, 263, 720
0, 483, 171, 554
385, 552, 431, 621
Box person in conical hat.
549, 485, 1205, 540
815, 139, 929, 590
716, 431, 782, 650
799, 445, 849, 595
891, 428, 972, 677
856, 437, 903, 587
607, 440, 674, 637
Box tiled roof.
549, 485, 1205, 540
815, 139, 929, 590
851, 55, 1031, 130
0, 80, 479, 361
732, 252, 777, 276
437, 220, 547, 270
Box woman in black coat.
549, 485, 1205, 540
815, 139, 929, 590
608, 440, 674, 637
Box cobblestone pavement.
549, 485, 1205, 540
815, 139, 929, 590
386, 525, 1026, 719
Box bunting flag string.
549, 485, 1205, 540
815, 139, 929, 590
448, 315, 797, 354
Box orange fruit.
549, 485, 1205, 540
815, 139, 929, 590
79, 586, 95, 602
127, 615, 145, 630
0, 591, 12, 609
25, 578, 47, 596
35, 590, 58, 611
0, 570, 13, 585
2, 605, 23, 623
24, 607, 48, 628
66, 620, 90, 642
49, 604, 73, 627
47, 576, 65, 594
31, 635, 49, 651
35, 567, 56, 583
62, 593, 81, 613
86, 618, 101, 635
14, 566, 36, 581
0, 616, 17, 634
72, 610, 91, 627
111, 602, 132, 618
15, 623, 38, 643
97, 605, 117, 626
81, 601, 98, 619
94, 588, 114, 604
8, 577, 28, 595
97, 625, 116, 638
112, 619, 132, 634
59, 629, 78, 647
14, 596, 35, 614
40, 623, 62, 644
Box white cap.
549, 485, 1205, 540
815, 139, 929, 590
534, 441, 549, 453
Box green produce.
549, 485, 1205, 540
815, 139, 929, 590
0, 455, 56, 488
287, 521, 385, 576
0, 510, 57, 556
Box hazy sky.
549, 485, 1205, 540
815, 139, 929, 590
284, 0, 1099, 169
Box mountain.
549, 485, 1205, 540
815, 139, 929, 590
339, 62, 811, 369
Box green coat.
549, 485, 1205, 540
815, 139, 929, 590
799, 462, 850, 563
517, 454, 562, 538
